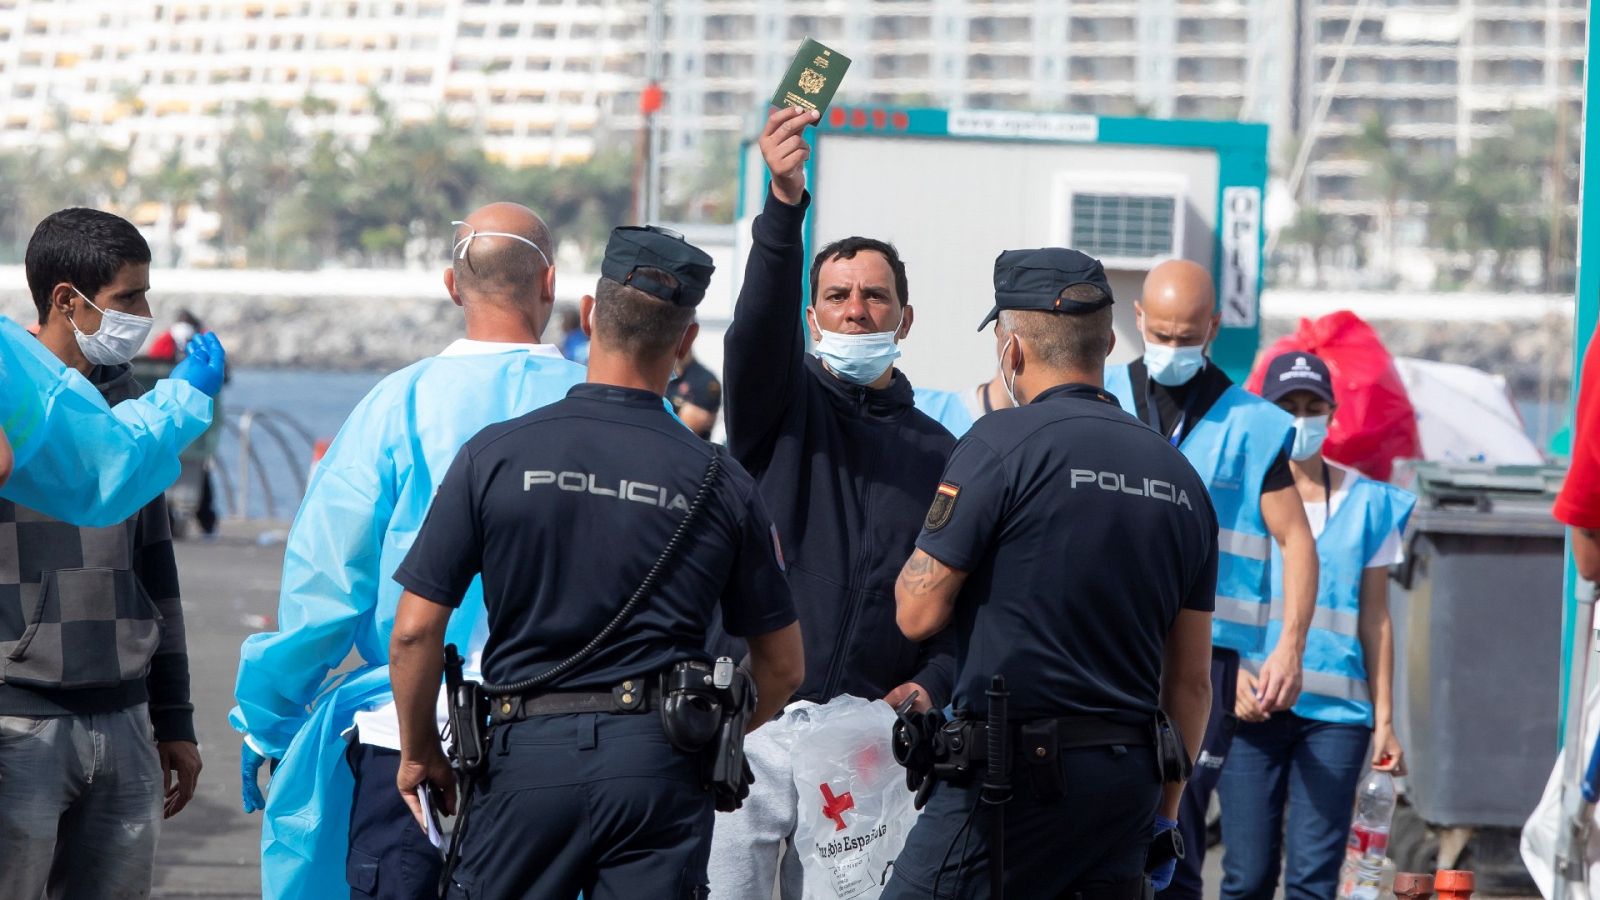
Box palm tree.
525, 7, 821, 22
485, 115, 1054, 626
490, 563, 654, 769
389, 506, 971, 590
142, 147, 205, 266
1352, 116, 1414, 282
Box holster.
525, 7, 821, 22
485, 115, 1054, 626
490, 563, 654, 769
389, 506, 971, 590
444, 644, 488, 779
894, 710, 1155, 807
1153, 711, 1191, 784
1018, 719, 1065, 802
661, 657, 755, 813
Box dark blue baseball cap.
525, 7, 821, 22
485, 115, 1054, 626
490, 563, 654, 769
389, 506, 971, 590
1261, 352, 1336, 404
977, 247, 1114, 330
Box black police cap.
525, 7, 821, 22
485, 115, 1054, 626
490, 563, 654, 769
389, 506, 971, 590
977, 247, 1114, 331
600, 225, 715, 308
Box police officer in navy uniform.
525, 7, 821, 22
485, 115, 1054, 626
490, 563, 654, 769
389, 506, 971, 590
386, 225, 806, 900
883, 249, 1219, 899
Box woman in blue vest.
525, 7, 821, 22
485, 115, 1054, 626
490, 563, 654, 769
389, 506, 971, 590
1217, 352, 1416, 900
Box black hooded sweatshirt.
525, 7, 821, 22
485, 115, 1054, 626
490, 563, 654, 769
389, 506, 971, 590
720, 188, 956, 706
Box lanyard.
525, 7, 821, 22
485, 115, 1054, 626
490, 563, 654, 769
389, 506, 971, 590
1165, 387, 1204, 448
1321, 461, 1333, 529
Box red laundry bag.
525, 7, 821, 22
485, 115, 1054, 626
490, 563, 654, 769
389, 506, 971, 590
1244, 311, 1421, 481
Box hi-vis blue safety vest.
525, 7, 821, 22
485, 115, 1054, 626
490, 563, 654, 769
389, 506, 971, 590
1106, 364, 1295, 655
1255, 473, 1416, 726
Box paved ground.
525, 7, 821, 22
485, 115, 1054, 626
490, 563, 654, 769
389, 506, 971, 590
152, 522, 288, 898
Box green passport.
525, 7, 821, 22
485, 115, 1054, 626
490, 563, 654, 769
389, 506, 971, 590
771, 39, 851, 115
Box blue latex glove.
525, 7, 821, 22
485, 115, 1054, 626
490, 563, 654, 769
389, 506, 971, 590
1150, 815, 1180, 891
241, 741, 270, 813
172, 333, 226, 397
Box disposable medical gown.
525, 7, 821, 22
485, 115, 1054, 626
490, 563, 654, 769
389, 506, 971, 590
230, 348, 585, 899
911, 386, 975, 438
0, 315, 211, 527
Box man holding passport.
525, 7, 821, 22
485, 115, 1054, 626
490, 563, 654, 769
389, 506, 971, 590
707, 49, 957, 897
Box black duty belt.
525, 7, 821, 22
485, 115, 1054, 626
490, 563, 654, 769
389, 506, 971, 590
956, 714, 1152, 765
489, 676, 658, 724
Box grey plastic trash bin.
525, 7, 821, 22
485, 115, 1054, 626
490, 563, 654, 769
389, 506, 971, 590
1387, 462, 1565, 887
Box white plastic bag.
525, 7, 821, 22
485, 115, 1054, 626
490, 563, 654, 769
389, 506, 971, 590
1522, 682, 1600, 899
792, 695, 922, 900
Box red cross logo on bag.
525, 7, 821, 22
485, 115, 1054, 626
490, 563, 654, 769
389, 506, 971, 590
820, 783, 855, 832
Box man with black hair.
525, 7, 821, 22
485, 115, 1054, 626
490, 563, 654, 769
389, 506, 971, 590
0, 210, 225, 528
709, 105, 957, 897
390, 225, 803, 900
668, 347, 722, 440
231, 202, 589, 899
0, 207, 204, 900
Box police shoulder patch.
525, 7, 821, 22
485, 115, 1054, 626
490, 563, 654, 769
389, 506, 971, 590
925, 482, 960, 531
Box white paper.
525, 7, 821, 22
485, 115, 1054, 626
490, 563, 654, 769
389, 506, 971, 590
417, 787, 446, 853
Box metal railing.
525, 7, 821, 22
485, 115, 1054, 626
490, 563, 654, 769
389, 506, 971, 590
214, 408, 319, 520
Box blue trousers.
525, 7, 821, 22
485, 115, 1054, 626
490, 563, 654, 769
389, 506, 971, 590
346, 741, 444, 900
882, 745, 1159, 900
1217, 713, 1372, 900
1158, 648, 1239, 900
447, 713, 713, 900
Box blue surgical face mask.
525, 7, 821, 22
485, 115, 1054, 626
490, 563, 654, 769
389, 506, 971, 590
1291, 414, 1330, 461
1143, 341, 1207, 387
813, 309, 904, 386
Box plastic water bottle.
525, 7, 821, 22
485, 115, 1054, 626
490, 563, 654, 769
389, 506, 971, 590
1338, 771, 1398, 899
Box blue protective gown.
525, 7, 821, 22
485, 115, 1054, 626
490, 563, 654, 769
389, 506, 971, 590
230, 347, 585, 899
912, 386, 976, 438
0, 316, 212, 527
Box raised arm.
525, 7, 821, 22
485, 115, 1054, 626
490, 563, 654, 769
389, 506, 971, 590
723, 106, 819, 460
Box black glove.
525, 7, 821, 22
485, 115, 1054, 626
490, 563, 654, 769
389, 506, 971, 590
714, 758, 755, 813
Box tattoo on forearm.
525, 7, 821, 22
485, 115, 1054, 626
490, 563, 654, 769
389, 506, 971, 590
899, 552, 944, 595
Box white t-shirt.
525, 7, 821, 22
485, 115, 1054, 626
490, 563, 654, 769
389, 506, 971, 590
351, 339, 564, 750
1302, 461, 1405, 569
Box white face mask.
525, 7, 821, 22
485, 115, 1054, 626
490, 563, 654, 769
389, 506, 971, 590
812, 308, 904, 386
1291, 414, 1331, 461
451, 220, 552, 268
69, 287, 153, 366
1143, 340, 1207, 387
998, 333, 1020, 407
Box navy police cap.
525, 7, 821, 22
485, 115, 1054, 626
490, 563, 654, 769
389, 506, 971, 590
977, 247, 1113, 330
601, 225, 715, 308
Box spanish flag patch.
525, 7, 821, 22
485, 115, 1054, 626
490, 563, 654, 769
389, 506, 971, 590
925, 482, 960, 531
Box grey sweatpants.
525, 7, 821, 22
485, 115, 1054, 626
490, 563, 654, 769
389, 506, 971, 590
0, 704, 163, 900
706, 704, 815, 899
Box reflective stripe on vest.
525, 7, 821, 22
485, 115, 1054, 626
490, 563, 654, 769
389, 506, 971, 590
1106, 365, 1294, 655
1256, 473, 1417, 726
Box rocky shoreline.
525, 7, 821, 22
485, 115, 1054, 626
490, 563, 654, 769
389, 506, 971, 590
1, 289, 1571, 399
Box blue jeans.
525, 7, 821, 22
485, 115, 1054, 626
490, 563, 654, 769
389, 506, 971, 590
1217, 712, 1372, 900
0, 705, 164, 900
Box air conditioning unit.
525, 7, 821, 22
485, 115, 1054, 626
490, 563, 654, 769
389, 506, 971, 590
1052, 173, 1189, 271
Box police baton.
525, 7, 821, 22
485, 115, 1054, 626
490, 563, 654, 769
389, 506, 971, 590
981, 675, 1011, 900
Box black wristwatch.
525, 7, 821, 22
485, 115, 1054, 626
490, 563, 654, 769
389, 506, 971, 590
1145, 826, 1186, 871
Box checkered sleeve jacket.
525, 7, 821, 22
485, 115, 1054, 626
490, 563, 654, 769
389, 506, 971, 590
0, 365, 195, 744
